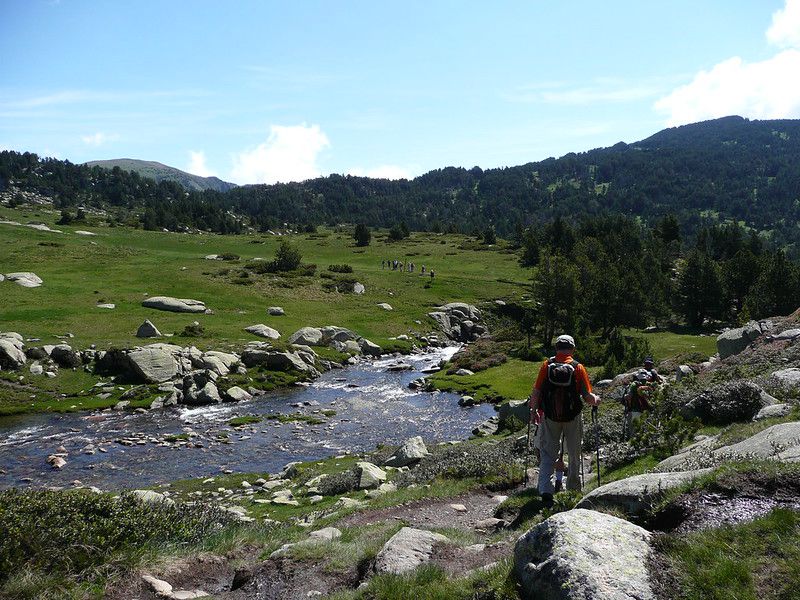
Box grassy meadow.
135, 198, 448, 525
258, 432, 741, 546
0, 204, 527, 351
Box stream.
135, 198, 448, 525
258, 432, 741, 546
0, 347, 496, 490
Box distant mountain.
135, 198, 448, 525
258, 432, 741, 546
85, 159, 236, 193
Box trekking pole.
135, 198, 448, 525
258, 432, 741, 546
592, 405, 601, 487
524, 416, 532, 487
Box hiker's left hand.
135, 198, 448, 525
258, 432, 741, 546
586, 392, 600, 406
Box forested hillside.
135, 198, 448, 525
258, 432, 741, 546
2, 116, 800, 253
85, 158, 236, 193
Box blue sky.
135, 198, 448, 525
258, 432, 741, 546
2, 0, 799, 184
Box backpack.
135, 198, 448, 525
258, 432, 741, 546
540, 357, 583, 422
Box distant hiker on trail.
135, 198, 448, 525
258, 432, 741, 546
430, 270, 435, 280
623, 370, 653, 439
528, 334, 600, 507
409, 262, 414, 272
642, 356, 663, 383
381, 260, 385, 270
421, 265, 426, 274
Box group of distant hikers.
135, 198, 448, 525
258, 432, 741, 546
527, 335, 662, 507
382, 259, 435, 279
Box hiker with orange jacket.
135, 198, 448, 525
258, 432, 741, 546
528, 335, 600, 507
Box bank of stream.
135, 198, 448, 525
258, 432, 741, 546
0, 347, 496, 490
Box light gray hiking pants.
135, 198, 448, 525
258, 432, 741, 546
537, 415, 583, 495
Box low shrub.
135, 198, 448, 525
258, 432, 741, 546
328, 264, 354, 273
0, 489, 234, 587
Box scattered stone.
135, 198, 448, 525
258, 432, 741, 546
675, 365, 694, 381
753, 403, 792, 421
309, 527, 342, 541
449, 503, 467, 512
375, 527, 450, 574
245, 324, 281, 339
515, 509, 654, 600
353, 282, 365, 294
577, 469, 713, 517
142, 574, 173, 596
136, 320, 162, 338
224, 386, 253, 402
142, 296, 207, 313
377, 303, 393, 311
51, 344, 82, 368
131, 490, 174, 505
47, 455, 67, 469
5, 272, 43, 287
268, 306, 285, 316
127, 348, 179, 383
716, 321, 768, 359
0, 339, 26, 369
356, 462, 387, 489
455, 368, 474, 376
475, 518, 505, 531
96, 303, 116, 309
384, 436, 429, 467
286, 327, 323, 346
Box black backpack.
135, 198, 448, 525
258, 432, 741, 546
540, 357, 584, 422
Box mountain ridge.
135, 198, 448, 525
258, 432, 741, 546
85, 158, 237, 193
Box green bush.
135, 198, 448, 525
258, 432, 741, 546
328, 263, 354, 273
0, 489, 234, 586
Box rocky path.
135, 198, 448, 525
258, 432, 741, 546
107, 487, 518, 600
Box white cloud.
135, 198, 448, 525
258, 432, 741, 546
230, 123, 330, 184
655, 50, 800, 126
186, 150, 216, 177
767, 0, 800, 48
81, 132, 116, 146
656, 0, 800, 126
506, 84, 658, 106
347, 165, 415, 180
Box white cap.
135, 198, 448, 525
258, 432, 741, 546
555, 334, 575, 348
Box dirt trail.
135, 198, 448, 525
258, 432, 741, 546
107, 488, 518, 600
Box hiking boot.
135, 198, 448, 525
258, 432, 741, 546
540, 493, 554, 508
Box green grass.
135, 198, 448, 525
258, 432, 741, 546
428, 358, 536, 402
655, 508, 800, 600
623, 327, 718, 362
328, 560, 519, 600
0, 207, 525, 353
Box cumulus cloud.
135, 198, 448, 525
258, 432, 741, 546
768, 0, 800, 48
81, 132, 116, 146
656, 0, 800, 125
347, 165, 415, 180
186, 150, 216, 178
230, 123, 330, 184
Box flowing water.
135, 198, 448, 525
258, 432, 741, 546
0, 347, 496, 490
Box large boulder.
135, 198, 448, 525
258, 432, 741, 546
50, 344, 82, 368
680, 381, 767, 425
127, 348, 179, 383
657, 422, 800, 471
320, 326, 358, 344
287, 327, 324, 346
374, 527, 449, 574
514, 509, 654, 600
577, 469, 713, 517
355, 462, 387, 489
768, 368, 800, 395
428, 302, 486, 342
224, 386, 252, 402
384, 436, 429, 467
241, 348, 317, 375
716, 321, 767, 359
244, 324, 281, 340
136, 320, 161, 338
267, 306, 285, 316
141, 296, 207, 313
359, 338, 382, 357
0, 339, 26, 369
5, 272, 43, 287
